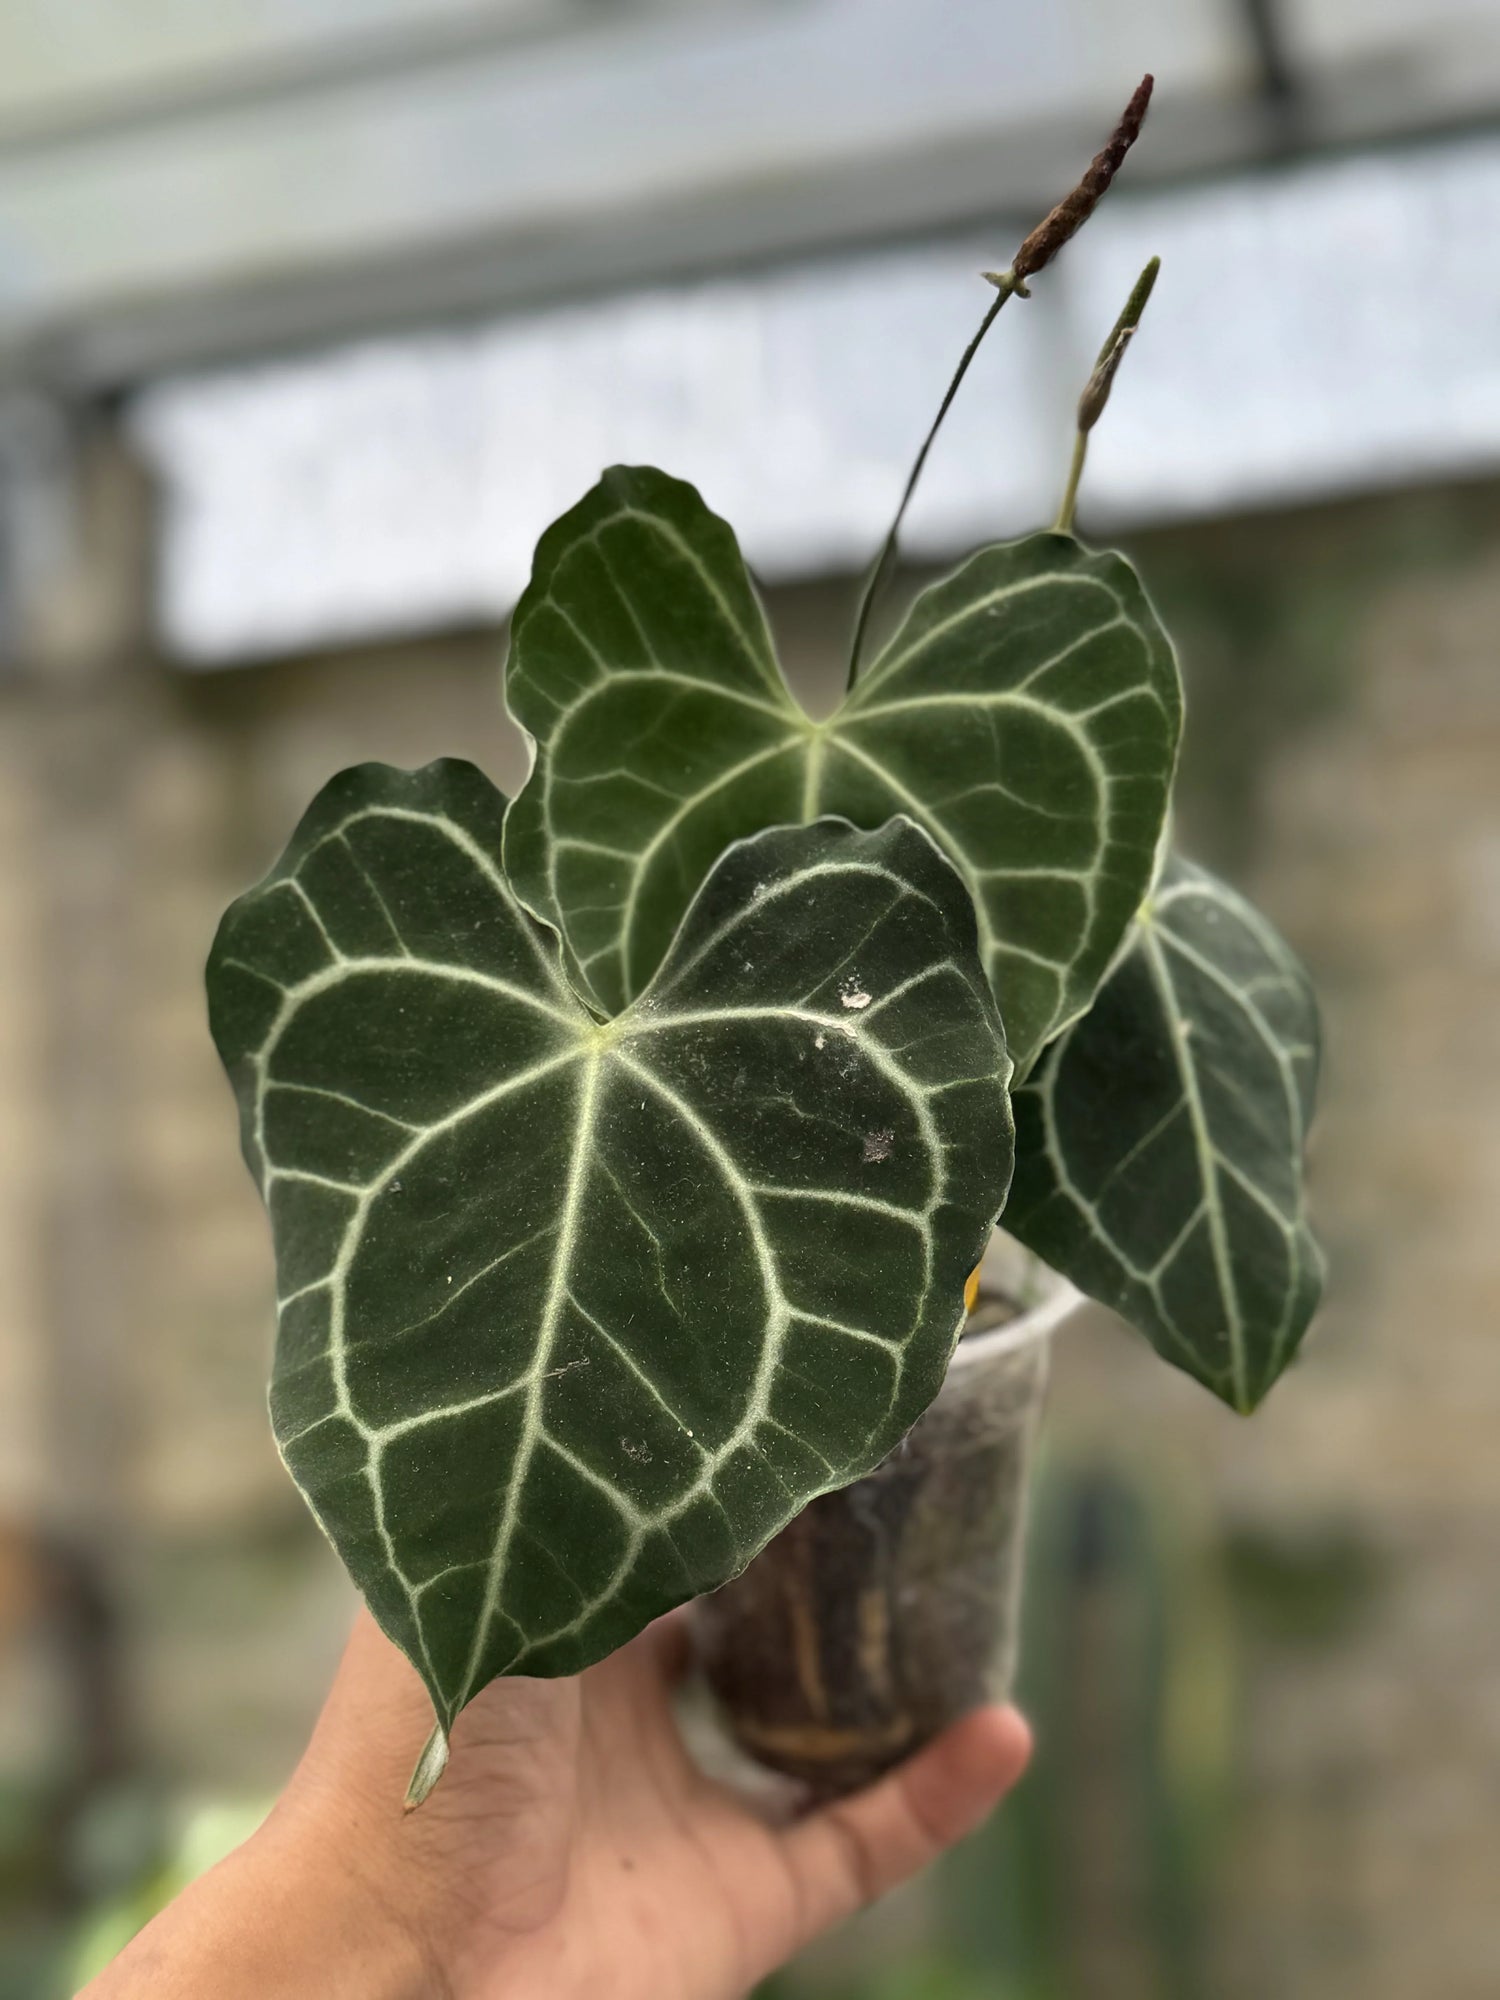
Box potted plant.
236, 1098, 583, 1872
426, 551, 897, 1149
206, 77, 1321, 1809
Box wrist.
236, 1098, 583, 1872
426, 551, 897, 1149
83, 1808, 437, 2000
240, 1804, 441, 2000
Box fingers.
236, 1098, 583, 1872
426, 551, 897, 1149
775, 1706, 1031, 1951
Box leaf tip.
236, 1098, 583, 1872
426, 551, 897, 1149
404, 1722, 451, 1810
1223, 1362, 1277, 1417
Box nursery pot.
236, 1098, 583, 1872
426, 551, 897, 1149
694, 1244, 1076, 1800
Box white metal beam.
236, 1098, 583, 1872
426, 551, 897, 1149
129, 129, 1500, 664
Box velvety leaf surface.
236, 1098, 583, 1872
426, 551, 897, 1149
503, 465, 1181, 1076
1006, 855, 1323, 1411
208, 760, 1012, 1750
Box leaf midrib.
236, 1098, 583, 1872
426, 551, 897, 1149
454, 1045, 603, 1710
1138, 917, 1248, 1410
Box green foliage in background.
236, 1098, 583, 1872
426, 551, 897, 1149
63, 1802, 267, 1994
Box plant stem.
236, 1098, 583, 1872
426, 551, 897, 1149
841, 73, 1155, 691
844, 273, 1019, 692
1054, 430, 1090, 535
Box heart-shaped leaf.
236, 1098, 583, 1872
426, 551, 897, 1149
208, 760, 1012, 1787
503, 465, 1182, 1078
1005, 855, 1322, 1412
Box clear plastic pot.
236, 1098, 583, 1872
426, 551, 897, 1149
693, 1242, 1075, 1800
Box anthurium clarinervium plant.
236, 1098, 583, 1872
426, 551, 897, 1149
207, 78, 1322, 1802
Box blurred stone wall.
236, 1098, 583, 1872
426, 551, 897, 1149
1050, 485, 1500, 2000
0, 478, 1497, 1995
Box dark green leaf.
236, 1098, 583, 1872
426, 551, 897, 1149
503, 465, 1181, 1076
208, 760, 1012, 1789
1006, 855, 1323, 1412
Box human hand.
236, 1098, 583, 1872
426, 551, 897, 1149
88, 1609, 1029, 2000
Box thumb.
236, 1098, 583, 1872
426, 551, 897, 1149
774, 1705, 1031, 1952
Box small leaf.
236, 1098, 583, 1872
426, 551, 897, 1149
208, 760, 1012, 1751
503, 465, 1181, 1076
1005, 855, 1323, 1412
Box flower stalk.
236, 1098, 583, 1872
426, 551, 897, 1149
844, 73, 1155, 690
